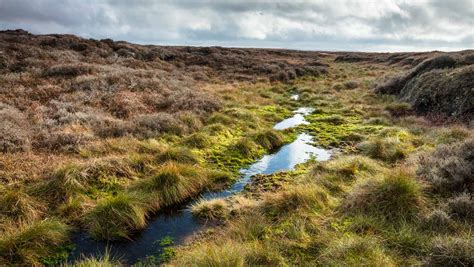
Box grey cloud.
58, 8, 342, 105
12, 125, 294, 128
0, 0, 472, 51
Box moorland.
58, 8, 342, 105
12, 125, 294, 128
0, 29, 472, 266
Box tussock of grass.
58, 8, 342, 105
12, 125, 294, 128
261, 184, 331, 215
233, 137, 261, 158
0, 187, 45, 222
191, 198, 229, 221
313, 155, 382, 180
433, 126, 471, 145
84, 193, 147, 240
251, 129, 285, 151
344, 169, 424, 221
228, 196, 258, 216
155, 147, 199, 164
35, 158, 137, 202
365, 116, 390, 125
182, 132, 211, 149
169, 240, 245, 266
357, 136, 410, 163
311, 156, 383, 194
134, 162, 208, 209
0, 219, 71, 265
206, 113, 235, 125
385, 224, 427, 256
315, 114, 347, 125
226, 213, 271, 242
426, 236, 474, 266
65, 251, 121, 267
36, 163, 88, 202
57, 196, 92, 223
205, 169, 235, 189
385, 102, 412, 117
319, 235, 395, 266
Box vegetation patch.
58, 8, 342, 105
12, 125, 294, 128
84, 193, 147, 240
0, 219, 72, 265
344, 169, 425, 221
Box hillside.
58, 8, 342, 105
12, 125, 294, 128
0, 30, 472, 266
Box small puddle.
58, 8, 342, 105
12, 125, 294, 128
69, 103, 330, 264
290, 94, 299, 100
273, 107, 314, 130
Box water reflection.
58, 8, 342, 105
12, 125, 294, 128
69, 106, 329, 264
273, 108, 314, 130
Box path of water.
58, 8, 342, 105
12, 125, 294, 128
69, 99, 329, 264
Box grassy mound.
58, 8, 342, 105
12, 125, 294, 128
344, 169, 424, 220
261, 184, 332, 215
233, 137, 261, 158
319, 236, 395, 266
83, 193, 147, 240
0, 187, 45, 222
182, 132, 212, 149
65, 251, 121, 267
191, 198, 229, 221
251, 129, 285, 151
155, 147, 199, 164
133, 162, 208, 209
357, 136, 410, 163
426, 236, 474, 266
0, 219, 71, 265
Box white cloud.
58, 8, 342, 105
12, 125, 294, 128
0, 0, 472, 51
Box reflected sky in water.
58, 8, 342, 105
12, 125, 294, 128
273, 107, 314, 130
226, 133, 330, 194
69, 104, 330, 264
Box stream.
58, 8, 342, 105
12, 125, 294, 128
69, 100, 331, 264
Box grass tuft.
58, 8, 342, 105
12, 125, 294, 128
0, 219, 71, 265
233, 137, 261, 158
319, 235, 394, 266
182, 132, 211, 149
65, 250, 122, 267
426, 236, 474, 266
251, 129, 285, 151
261, 184, 331, 215
83, 193, 147, 240
191, 198, 229, 221
344, 169, 424, 221
357, 136, 409, 163
134, 162, 208, 208
156, 147, 199, 164
0, 187, 45, 223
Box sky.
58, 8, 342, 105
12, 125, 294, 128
0, 0, 473, 52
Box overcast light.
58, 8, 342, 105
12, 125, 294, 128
0, 0, 472, 52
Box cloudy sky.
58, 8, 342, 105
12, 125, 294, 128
0, 0, 472, 52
